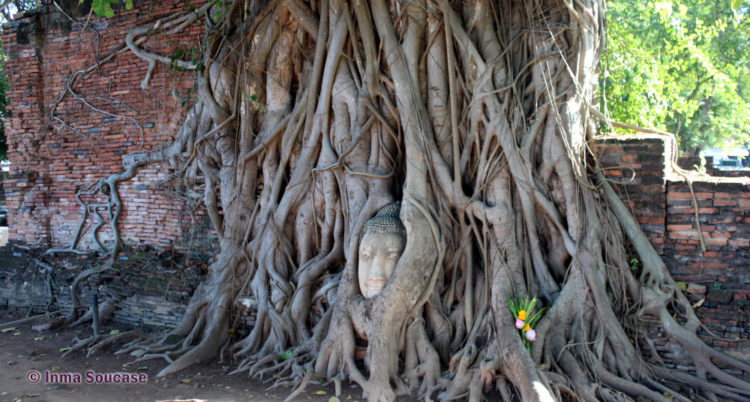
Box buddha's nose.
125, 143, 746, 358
369, 257, 388, 280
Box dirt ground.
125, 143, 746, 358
0, 244, 421, 402
0, 312, 357, 402
0, 244, 379, 402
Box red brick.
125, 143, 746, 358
713, 199, 737, 207
667, 224, 694, 231
691, 262, 727, 269
729, 239, 750, 248
711, 232, 732, 239
668, 192, 694, 199
670, 231, 699, 239
704, 238, 728, 246
2, 1, 209, 252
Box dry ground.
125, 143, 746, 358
0, 309, 355, 402
0, 243, 363, 402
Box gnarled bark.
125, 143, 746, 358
51, 0, 750, 401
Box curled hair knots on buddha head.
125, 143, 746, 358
362, 202, 406, 237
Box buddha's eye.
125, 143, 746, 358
360, 253, 371, 259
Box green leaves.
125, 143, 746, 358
605, 0, 749, 151
85, 0, 117, 17
84, 0, 130, 17
279, 346, 298, 360
507, 296, 546, 348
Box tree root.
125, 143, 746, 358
68, 300, 116, 329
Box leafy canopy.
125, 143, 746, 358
604, 0, 750, 153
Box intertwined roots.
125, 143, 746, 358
49, 0, 750, 401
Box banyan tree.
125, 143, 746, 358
36, 0, 750, 401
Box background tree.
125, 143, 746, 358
7, 0, 750, 401
0, 0, 38, 21
605, 0, 750, 154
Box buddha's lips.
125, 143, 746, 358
365, 281, 386, 295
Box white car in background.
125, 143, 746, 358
702, 148, 748, 171
716, 158, 742, 169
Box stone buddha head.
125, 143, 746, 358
358, 202, 406, 298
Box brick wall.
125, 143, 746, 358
596, 134, 750, 355
596, 135, 671, 254
0, 247, 199, 330
2, 0, 215, 253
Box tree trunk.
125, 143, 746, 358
71, 0, 750, 400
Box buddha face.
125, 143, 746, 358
358, 230, 406, 298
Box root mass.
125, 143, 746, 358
45, 0, 750, 401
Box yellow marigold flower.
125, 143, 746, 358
518, 310, 527, 321
524, 324, 531, 332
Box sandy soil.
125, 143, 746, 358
0, 312, 355, 402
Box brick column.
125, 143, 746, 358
595, 134, 671, 254
2, 10, 52, 246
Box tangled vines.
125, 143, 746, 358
47, 0, 750, 401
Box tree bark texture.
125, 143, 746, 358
56, 0, 750, 400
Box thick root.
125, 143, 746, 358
68, 300, 116, 329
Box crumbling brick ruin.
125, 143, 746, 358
2, 0, 213, 253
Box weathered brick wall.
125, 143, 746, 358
596, 134, 750, 356
2, 0, 214, 253
0, 247, 199, 329
596, 135, 672, 254
677, 155, 702, 171
664, 180, 750, 351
